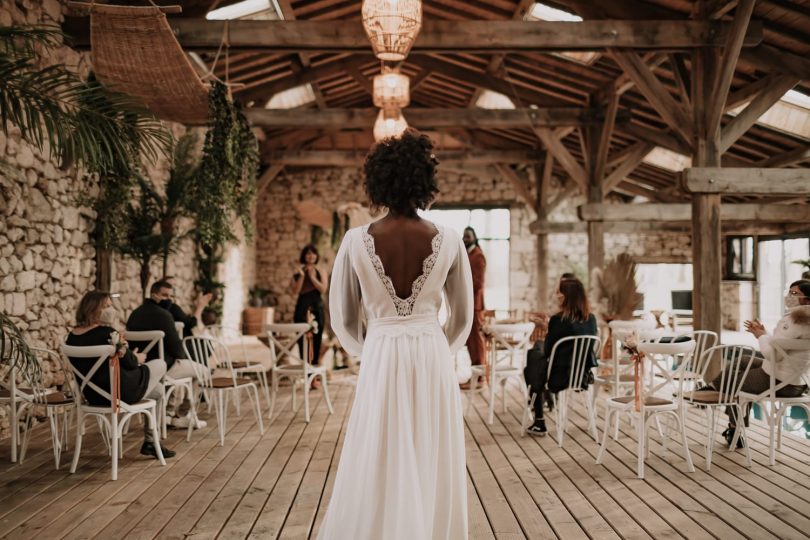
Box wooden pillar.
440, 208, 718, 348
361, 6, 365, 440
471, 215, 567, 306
535, 155, 553, 311
585, 119, 606, 280
691, 19, 722, 340
95, 247, 112, 291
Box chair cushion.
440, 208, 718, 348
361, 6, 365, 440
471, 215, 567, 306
686, 390, 722, 403
230, 361, 250, 369
43, 391, 74, 405
211, 377, 253, 388
612, 395, 673, 406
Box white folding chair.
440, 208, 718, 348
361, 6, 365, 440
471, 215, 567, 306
125, 330, 196, 441
62, 343, 165, 481
546, 335, 601, 447
734, 339, 810, 466
0, 363, 23, 463
17, 348, 76, 469
680, 344, 756, 470
266, 323, 333, 423
467, 323, 534, 425
183, 336, 264, 445
596, 338, 696, 478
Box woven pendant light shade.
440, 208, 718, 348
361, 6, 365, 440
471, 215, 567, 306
373, 108, 408, 141
373, 69, 410, 109
362, 0, 423, 62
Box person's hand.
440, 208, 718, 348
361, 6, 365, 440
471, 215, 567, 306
132, 347, 146, 364
530, 313, 549, 331
195, 292, 213, 310
744, 319, 766, 338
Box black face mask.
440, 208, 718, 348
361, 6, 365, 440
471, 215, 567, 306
158, 299, 172, 310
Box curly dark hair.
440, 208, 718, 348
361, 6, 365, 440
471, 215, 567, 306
363, 129, 439, 214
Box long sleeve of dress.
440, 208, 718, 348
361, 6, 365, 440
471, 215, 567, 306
329, 231, 365, 358
444, 232, 474, 354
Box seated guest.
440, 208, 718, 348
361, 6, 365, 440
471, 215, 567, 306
66, 291, 174, 458
127, 280, 207, 429
711, 280, 810, 448
161, 276, 212, 338
524, 278, 598, 436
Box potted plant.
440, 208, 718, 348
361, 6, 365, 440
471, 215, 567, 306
793, 259, 810, 280
243, 287, 277, 335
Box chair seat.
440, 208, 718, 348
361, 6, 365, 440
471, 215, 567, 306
739, 391, 810, 403
41, 391, 74, 405
210, 377, 254, 388
274, 365, 326, 375
82, 398, 156, 414
609, 395, 673, 407
594, 373, 636, 383
685, 390, 723, 403
235, 363, 266, 373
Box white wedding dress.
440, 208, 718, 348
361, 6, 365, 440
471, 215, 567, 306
317, 222, 473, 540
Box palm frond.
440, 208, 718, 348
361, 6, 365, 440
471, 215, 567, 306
0, 313, 41, 385
0, 25, 63, 58
590, 253, 642, 321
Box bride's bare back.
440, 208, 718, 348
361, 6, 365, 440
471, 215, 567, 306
366, 216, 439, 300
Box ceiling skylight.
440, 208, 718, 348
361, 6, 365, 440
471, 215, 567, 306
266, 84, 316, 109
642, 146, 691, 172
207, 0, 281, 20
475, 90, 516, 110
525, 3, 599, 65
727, 88, 810, 140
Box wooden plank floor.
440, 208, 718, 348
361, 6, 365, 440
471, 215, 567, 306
1, 373, 808, 539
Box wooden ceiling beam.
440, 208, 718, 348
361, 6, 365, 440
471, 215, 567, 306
707, 0, 756, 136
263, 149, 542, 166
604, 142, 655, 192
683, 168, 810, 194
579, 202, 810, 222
535, 127, 588, 191
244, 107, 617, 129
529, 219, 810, 236
494, 164, 538, 213
720, 74, 799, 153
63, 18, 763, 52
755, 145, 810, 168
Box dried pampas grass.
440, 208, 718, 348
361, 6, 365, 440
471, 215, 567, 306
590, 253, 642, 321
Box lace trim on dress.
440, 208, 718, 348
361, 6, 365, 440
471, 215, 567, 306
361, 224, 444, 317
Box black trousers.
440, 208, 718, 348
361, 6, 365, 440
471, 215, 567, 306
523, 341, 550, 419
294, 292, 324, 365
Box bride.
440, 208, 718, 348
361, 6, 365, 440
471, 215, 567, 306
317, 130, 473, 540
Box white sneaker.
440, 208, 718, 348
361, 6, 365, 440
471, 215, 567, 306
193, 418, 208, 429
170, 415, 191, 429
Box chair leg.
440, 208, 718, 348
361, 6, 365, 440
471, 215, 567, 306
259, 370, 271, 411
292, 381, 297, 411
70, 409, 84, 474
706, 407, 720, 471
556, 393, 565, 448
304, 375, 311, 423
216, 391, 226, 446
596, 408, 613, 464
145, 409, 166, 466
269, 373, 279, 420
501, 379, 507, 414
247, 385, 265, 434
465, 373, 478, 417
110, 414, 119, 481
585, 389, 598, 442
768, 408, 777, 466
10, 400, 18, 463
185, 383, 196, 442
234, 387, 242, 417
673, 412, 695, 472
637, 412, 646, 479
321, 374, 334, 414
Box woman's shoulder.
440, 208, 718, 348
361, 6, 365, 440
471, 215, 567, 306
67, 325, 115, 344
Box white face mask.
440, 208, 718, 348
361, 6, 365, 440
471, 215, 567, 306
785, 295, 801, 310
99, 306, 117, 325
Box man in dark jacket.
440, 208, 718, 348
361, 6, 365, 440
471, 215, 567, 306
162, 275, 211, 338
127, 280, 206, 429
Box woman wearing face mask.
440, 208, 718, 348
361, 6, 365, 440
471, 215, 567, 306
709, 279, 810, 448
291, 244, 328, 371
66, 291, 175, 459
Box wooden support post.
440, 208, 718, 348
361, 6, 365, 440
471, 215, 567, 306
585, 116, 606, 279
691, 14, 722, 349
536, 155, 553, 310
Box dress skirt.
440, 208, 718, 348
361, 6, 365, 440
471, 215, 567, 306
317, 313, 468, 540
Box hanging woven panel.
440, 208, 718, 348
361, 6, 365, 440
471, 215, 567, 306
88, 4, 210, 125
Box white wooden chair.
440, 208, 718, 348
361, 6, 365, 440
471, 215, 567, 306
680, 344, 756, 470
733, 338, 810, 466
62, 343, 165, 481
546, 335, 601, 447
182, 336, 264, 445
467, 322, 535, 425
212, 325, 271, 415
125, 330, 196, 441
0, 362, 23, 463
17, 347, 76, 469
596, 338, 696, 479
664, 330, 718, 393
266, 323, 333, 423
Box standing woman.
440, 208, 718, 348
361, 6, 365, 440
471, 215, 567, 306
291, 244, 328, 367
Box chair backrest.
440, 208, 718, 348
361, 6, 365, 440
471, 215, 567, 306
547, 335, 601, 389
182, 335, 236, 387
212, 324, 252, 365
28, 347, 76, 405
676, 330, 718, 372
60, 343, 117, 408
124, 330, 165, 361
266, 323, 311, 371
698, 344, 757, 405
639, 338, 696, 396
759, 338, 810, 398
175, 321, 184, 335
488, 322, 535, 369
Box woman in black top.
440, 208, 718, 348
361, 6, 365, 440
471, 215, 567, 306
291, 244, 328, 369
524, 278, 598, 436
66, 291, 174, 458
